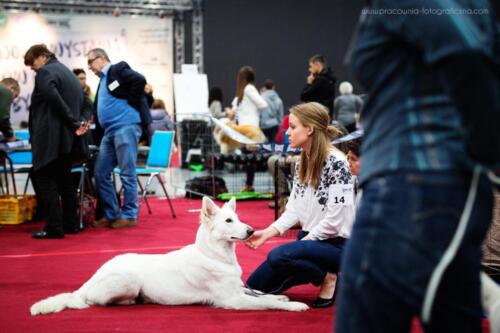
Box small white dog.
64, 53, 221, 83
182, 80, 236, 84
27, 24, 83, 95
30, 197, 308, 315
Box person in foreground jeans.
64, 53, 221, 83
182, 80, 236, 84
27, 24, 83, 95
87, 48, 151, 229
336, 1, 500, 332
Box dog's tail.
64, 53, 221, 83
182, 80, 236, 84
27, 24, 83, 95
30, 292, 88, 316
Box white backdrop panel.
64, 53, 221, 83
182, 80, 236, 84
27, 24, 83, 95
173, 73, 209, 119
0, 13, 173, 127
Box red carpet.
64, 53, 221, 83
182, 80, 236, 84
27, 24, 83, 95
0, 198, 490, 332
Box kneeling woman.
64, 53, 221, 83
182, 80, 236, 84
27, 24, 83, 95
245, 102, 355, 308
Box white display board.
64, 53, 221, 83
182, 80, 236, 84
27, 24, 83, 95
0, 13, 173, 127
173, 72, 209, 119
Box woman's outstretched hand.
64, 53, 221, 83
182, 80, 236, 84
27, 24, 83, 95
245, 227, 279, 250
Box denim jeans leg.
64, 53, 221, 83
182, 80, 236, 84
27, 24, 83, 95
114, 125, 141, 220
246, 258, 303, 294
335, 172, 493, 333
268, 239, 344, 285
95, 132, 120, 221
247, 236, 344, 294
421, 174, 492, 333
335, 177, 414, 332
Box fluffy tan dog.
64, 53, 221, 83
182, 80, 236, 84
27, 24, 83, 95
214, 121, 266, 154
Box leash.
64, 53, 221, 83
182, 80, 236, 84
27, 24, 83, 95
422, 166, 499, 323
244, 276, 296, 297
244, 285, 270, 297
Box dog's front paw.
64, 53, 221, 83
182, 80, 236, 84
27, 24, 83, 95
30, 305, 41, 316
274, 295, 290, 302
286, 301, 309, 312
30, 303, 46, 316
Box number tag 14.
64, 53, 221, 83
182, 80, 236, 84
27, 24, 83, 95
328, 184, 355, 206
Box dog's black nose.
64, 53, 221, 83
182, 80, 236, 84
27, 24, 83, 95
246, 228, 254, 237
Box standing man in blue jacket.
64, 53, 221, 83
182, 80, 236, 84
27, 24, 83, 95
87, 48, 151, 229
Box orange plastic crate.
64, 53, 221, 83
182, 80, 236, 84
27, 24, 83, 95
0, 195, 37, 224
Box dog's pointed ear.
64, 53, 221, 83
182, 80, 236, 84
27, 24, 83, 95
202, 196, 219, 218
224, 197, 236, 212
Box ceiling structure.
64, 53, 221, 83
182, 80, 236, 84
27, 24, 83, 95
0, 0, 195, 16
0, 0, 204, 72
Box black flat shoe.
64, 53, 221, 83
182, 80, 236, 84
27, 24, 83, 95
312, 296, 335, 308
63, 227, 80, 234
32, 231, 64, 239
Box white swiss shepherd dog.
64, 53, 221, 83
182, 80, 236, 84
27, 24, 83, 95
30, 197, 308, 315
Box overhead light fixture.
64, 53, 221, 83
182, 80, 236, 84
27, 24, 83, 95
112, 6, 121, 17
159, 10, 166, 19
34, 3, 42, 14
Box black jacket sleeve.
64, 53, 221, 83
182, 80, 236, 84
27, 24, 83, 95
0, 118, 14, 139
301, 77, 326, 102
114, 62, 146, 111
81, 91, 94, 122
106, 62, 151, 143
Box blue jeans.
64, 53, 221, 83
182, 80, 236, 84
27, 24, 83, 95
336, 171, 493, 333
246, 231, 346, 293
95, 124, 141, 221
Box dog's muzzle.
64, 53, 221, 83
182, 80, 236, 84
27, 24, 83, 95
231, 228, 254, 241
245, 228, 255, 239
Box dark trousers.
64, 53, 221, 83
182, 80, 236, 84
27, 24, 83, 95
246, 231, 346, 293
345, 122, 357, 133
336, 172, 493, 332
262, 126, 280, 143
35, 155, 78, 234
85, 148, 104, 220
245, 163, 256, 188
242, 147, 256, 188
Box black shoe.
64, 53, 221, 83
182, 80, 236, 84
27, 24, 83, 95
32, 231, 64, 239
63, 227, 80, 234
312, 274, 340, 309
312, 279, 339, 308
312, 297, 335, 308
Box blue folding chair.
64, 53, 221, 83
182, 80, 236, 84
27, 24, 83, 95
5, 130, 33, 194
114, 131, 176, 218
13, 130, 29, 141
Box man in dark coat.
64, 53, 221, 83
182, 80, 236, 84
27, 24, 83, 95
87, 48, 151, 229
24, 44, 91, 239
300, 54, 336, 119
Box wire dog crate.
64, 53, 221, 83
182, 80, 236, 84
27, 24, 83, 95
176, 115, 274, 200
